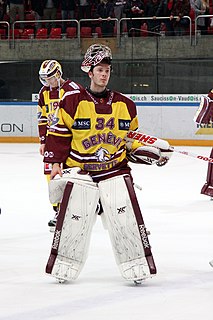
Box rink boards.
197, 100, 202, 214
0, 94, 212, 146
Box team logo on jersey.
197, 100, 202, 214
95, 147, 111, 162
118, 119, 131, 130
48, 113, 59, 127
72, 118, 91, 130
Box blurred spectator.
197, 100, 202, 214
77, 0, 91, 23
61, 0, 76, 33
43, 0, 60, 32
113, 0, 127, 33
124, 0, 145, 36
96, 0, 114, 37
0, 79, 10, 100
0, 0, 7, 21
157, 0, 175, 35
144, 0, 161, 35
30, 0, 43, 30
170, 0, 191, 35
8, 0, 25, 28
192, 0, 209, 35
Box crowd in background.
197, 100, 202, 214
0, 0, 212, 37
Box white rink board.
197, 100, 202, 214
0, 102, 38, 137
0, 94, 211, 140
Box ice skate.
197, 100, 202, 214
48, 205, 59, 232
48, 217, 57, 232
134, 279, 143, 285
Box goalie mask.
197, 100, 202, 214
39, 60, 63, 86
81, 43, 112, 73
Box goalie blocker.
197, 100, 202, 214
45, 168, 156, 283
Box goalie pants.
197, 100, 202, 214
46, 173, 156, 282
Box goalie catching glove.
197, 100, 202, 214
126, 145, 173, 166
127, 145, 161, 165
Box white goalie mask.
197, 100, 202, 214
81, 43, 112, 73
39, 60, 63, 86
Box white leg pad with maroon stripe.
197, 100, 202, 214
99, 175, 156, 282
46, 178, 99, 282
48, 167, 97, 204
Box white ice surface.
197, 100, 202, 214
0, 143, 213, 320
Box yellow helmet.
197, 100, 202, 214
81, 43, 112, 73
39, 60, 62, 86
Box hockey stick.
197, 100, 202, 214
125, 130, 213, 164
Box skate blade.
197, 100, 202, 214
57, 278, 67, 284
134, 279, 144, 285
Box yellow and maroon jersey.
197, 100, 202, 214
44, 87, 139, 181
37, 80, 81, 144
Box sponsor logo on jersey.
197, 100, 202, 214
119, 119, 131, 130
72, 118, 91, 130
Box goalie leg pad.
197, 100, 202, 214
46, 179, 99, 282
98, 175, 156, 282
201, 148, 213, 197
48, 167, 96, 204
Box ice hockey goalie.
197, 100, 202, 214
194, 91, 213, 198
